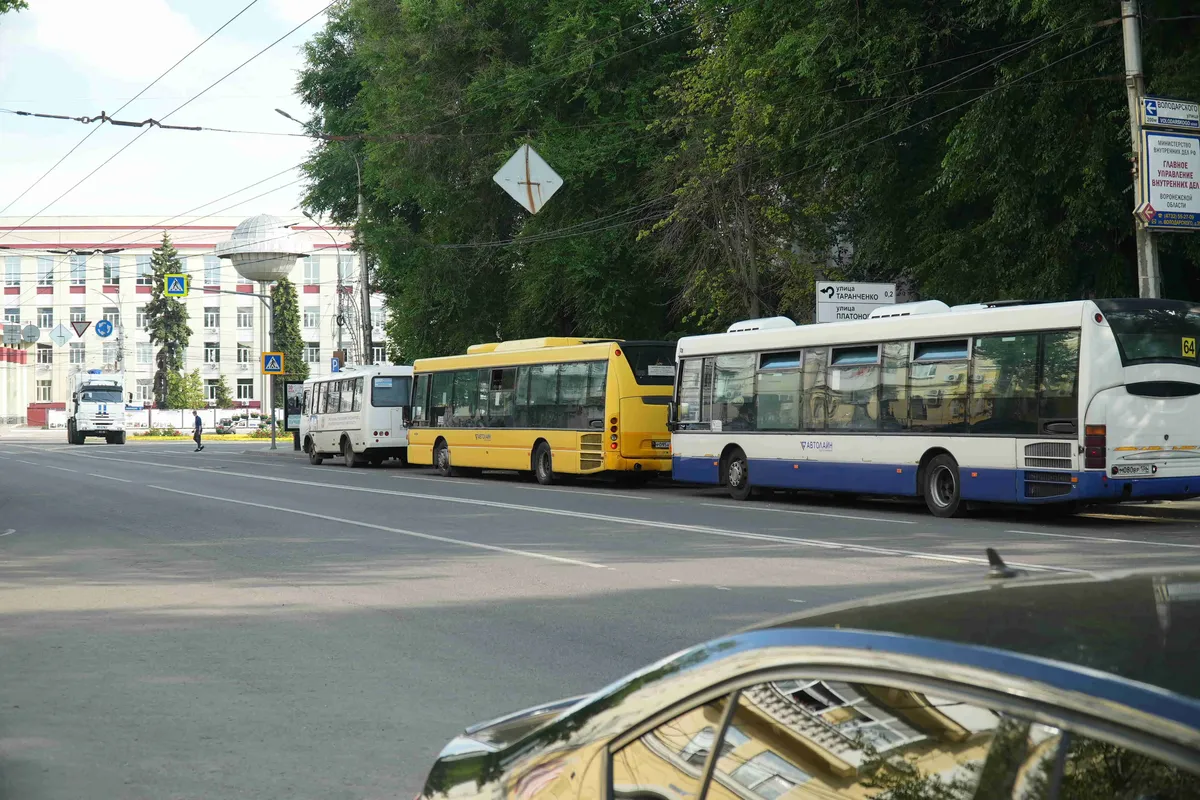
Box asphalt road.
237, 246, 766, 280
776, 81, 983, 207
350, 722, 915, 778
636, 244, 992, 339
3, 433, 1200, 799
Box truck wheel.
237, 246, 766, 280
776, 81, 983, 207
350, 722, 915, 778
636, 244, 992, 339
66, 421, 76, 445
115, 432, 126, 445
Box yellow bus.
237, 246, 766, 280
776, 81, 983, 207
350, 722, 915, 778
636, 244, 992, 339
408, 338, 676, 484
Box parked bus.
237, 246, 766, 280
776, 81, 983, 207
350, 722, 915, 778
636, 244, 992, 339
409, 338, 676, 484
670, 299, 1200, 516
301, 364, 414, 467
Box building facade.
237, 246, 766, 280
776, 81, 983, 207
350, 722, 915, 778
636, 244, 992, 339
0, 216, 388, 421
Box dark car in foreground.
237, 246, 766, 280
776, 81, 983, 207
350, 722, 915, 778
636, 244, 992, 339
419, 562, 1200, 800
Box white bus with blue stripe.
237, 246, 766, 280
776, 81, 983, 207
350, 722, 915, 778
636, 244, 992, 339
670, 298, 1200, 516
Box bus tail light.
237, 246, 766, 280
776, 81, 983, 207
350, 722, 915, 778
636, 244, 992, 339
1085, 425, 1106, 469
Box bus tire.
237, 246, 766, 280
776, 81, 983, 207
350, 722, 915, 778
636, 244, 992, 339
342, 437, 364, 468
434, 439, 455, 477
533, 441, 557, 485
305, 437, 323, 465
724, 447, 752, 502
923, 454, 963, 517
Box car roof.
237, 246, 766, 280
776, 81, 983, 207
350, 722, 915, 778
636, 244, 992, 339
749, 567, 1200, 701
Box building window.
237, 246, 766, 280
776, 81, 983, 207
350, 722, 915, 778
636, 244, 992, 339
36, 380, 52, 403
136, 255, 153, 286
70, 306, 85, 323
372, 345, 386, 364
205, 379, 219, 401
37, 256, 54, 286
4, 256, 19, 287
204, 342, 220, 364
102, 341, 117, 365
237, 306, 253, 329
237, 344, 251, 364
176, 255, 188, 276
135, 379, 152, 401
70, 254, 87, 285
204, 307, 220, 328
37, 343, 53, 364
3, 308, 18, 324
338, 255, 354, 282
204, 255, 220, 286
302, 306, 319, 328
103, 255, 121, 283
136, 306, 147, 329
136, 342, 153, 365
236, 379, 254, 400
70, 342, 86, 364
305, 342, 320, 364
102, 306, 120, 325
303, 255, 319, 285
37, 307, 52, 328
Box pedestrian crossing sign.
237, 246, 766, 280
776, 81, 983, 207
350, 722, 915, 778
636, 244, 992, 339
262, 352, 285, 375
164, 274, 188, 297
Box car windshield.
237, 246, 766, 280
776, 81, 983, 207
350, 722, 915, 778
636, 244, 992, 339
1096, 299, 1200, 366
79, 388, 122, 403
620, 342, 677, 385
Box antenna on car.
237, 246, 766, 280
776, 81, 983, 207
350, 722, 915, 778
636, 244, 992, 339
986, 548, 1022, 579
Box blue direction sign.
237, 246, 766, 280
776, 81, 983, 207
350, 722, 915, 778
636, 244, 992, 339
330, 356, 341, 373
94, 319, 114, 338
164, 273, 188, 297
262, 352, 285, 375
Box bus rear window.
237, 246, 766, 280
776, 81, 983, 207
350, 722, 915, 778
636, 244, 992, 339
371, 375, 412, 407
621, 342, 676, 385
1096, 299, 1200, 366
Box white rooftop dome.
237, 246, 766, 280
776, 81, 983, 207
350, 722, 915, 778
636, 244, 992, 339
214, 213, 313, 283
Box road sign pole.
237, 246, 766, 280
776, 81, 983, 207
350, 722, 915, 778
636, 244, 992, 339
1122, 0, 1162, 298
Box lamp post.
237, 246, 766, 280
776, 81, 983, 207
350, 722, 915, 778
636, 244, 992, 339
277, 109, 372, 364
215, 214, 312, 450
302, 211, 348, 363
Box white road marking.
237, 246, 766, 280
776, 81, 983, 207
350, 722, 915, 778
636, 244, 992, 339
1005, 528, 1200, 550
41, 464, 76, 473
668, 578, 682, 583
147, 484, 608, 570
51, 449, 1082, 574
787, 599, 806, 604
700, 501, 916, 526
392, 473, 653, 501
0, 529, 15, 537
715, 586, 731, 591
89, 473, 132, 483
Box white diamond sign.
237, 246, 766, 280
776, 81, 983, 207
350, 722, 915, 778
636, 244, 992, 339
493, 144, 562, 214
50, 323, 72, 347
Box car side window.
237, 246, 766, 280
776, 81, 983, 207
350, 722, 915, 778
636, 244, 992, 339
614, 678, 1199, 800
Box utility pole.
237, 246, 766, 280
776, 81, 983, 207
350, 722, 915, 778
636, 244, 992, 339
355, 157, 373, 365
1122, 0, 1162, 298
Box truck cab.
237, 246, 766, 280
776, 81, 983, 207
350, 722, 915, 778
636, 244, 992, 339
68, 370, 127, 445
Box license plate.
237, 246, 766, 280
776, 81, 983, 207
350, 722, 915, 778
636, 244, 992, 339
1112, 464, 1153, 476
652, 440, 670, 450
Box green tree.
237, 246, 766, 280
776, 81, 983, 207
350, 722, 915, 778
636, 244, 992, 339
271, 276, 309, 406
214, 374, 234, 408
144, 234, 191, 408
0, 1, 27, 20
167, 369, 206, 411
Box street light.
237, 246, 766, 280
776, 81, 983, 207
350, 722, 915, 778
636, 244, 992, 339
276, 108, 373, 365
302, 211, 350, 364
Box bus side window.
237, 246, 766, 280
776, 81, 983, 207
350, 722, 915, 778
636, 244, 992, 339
802, 348, 828, 432
412, 374, 429, 425
514, 366, 532, 427
677, 359, 703, 425
302, 388, 310, 416
755, 351, 801, 431
1040, 330, 1080, 430
971, 334, 1038, 435
325, 381, 340, 414
585, 361, 607, 427
560, 362, 589, 429
713, 354, 756, 431
430, 372, 453, 427
472, 369, 488, 426
450, 370, 476, 427
880, 342, 910, 431
489, 368, 516, 427
700, 358, 715, 423
352, 377, 364, 412
529, 363, 562, 428
314, 384, 323, 415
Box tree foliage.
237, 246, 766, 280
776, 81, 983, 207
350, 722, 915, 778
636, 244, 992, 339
296, 0, 1200, 354
270, 276, 309, 407
167, 369, 205, 411
144, 234, 191, 408
214, 374, 234, 408
0, 1, 27, 20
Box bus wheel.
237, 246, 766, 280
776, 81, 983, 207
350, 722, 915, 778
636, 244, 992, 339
533, 442, 557, 485
724, 447, 752, 501
434, 440, 454, 477
342, 438, 364, 468
924, 454, 963, 517
306, 438, 323, 465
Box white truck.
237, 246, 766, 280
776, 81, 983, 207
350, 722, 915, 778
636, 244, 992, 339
67, 370, 127, 445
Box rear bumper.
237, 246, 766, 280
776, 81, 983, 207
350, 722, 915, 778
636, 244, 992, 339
1076, 471, 1200, 502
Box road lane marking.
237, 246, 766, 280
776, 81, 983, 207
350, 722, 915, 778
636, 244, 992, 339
787, 599, 806, 603
1006, 528, 1200, 550
49, 449, 1083, 574
391, 473, 654, 501
89, 473, 132, 483
0, 529, 15, 537
147, 484, 609, 570
41, 464, 76, 473
700, 501, 916, 526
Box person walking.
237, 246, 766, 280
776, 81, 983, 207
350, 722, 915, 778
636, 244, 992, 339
193, 410, 204, 452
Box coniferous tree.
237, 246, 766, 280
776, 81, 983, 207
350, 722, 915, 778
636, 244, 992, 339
214, 374, 234, 408
270, 276, 309, 407
145, 234, 191, 408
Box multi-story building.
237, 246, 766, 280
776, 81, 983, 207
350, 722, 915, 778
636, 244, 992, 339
0, 216, 389, 423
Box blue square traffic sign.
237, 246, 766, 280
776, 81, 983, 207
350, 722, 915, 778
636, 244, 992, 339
262, 352, 285, 375
164, 274, 188, 297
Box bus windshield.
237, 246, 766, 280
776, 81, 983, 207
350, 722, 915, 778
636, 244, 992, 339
1096, 299, 1200, 366
371, 375, 412, 407
620, 342, 676, 385
79, 387, 123, 403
